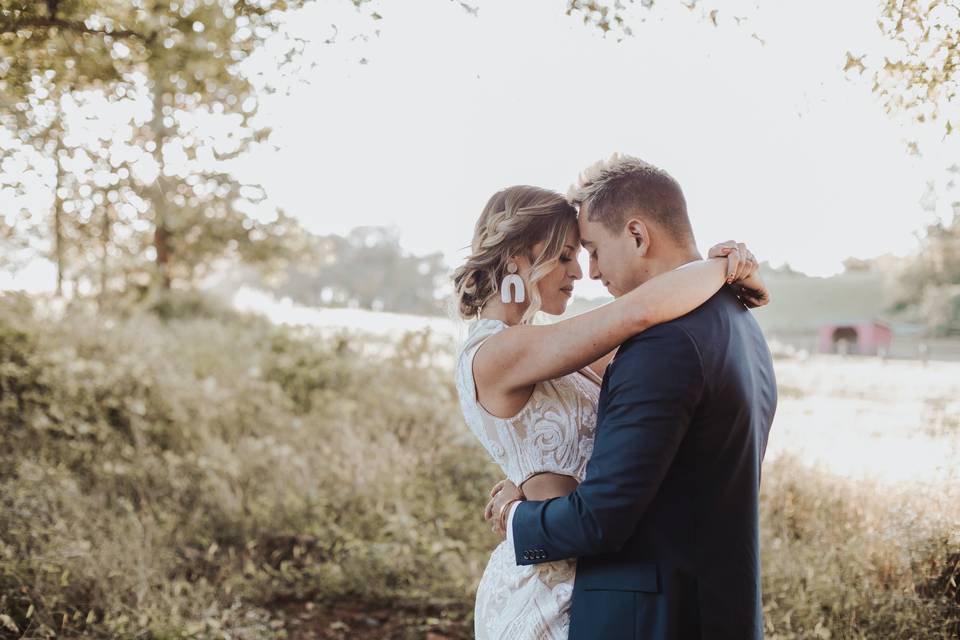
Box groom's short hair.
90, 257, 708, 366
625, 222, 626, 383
568, 154, 695, 244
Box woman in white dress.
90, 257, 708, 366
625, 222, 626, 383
451, 184, 768, 640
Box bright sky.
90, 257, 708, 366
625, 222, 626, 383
236, 0, 959, 297
4, 0, 960, 298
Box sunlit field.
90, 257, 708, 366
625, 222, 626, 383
0, 291, 957, 639
769, 355, 960, 485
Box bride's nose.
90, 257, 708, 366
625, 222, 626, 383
571, 259, 583, 279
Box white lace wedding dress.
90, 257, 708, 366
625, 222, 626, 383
454, 318, 601, 640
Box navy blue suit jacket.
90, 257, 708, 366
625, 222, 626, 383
511, 287, 777, 640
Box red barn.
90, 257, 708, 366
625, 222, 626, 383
818, 320, 892, 356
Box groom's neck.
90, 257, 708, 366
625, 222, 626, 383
645, 246, 703, 280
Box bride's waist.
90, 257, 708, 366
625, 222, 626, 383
520, 472, 578, 501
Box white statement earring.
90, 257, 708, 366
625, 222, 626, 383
500, 261, 526, 303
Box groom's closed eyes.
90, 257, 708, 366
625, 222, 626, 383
581, 238, 597, 260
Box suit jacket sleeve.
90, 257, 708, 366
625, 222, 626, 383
510, 323, 705, 565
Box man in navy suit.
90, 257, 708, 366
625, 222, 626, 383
489, 155, 777, 639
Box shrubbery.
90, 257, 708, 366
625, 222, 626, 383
0, 291, 955, 638
0, 292, 493, 638
761, 457, 958, 638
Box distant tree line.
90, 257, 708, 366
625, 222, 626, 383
239, 225, 450, 316
895, 211, 960, 335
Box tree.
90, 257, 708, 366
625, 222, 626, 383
239, 225, 449, 316
0, 135, 34, 272
0, 74, 132, 297
563, 1, 958, 136
898, 218, 960, 335
0, 0, 319, 296
867, 0, 959, 135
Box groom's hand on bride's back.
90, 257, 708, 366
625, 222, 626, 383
707, 240, 771, 309
484, 478, 523, 540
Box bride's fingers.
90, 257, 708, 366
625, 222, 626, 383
736, 243, 751, 281
740, 245, 756, 278
725, 249, 741, 284
747, 259, 759, 280
708, 245, 729, 259
489, 480, 506, 498
737, 258, 755, 283
710, 241, 737, 259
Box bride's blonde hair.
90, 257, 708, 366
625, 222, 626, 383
452, 185, 577, 324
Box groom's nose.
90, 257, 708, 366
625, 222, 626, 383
589, 259, 601, 281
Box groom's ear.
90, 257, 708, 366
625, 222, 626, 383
626, 219, 649, 256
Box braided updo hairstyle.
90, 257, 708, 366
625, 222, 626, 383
452, 185, 578, 324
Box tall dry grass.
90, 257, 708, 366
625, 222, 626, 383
0, 291, 956, 638
761, 456, 958, 638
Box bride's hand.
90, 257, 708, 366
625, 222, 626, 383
707, 241, 771, 308
484, 478, 524, 539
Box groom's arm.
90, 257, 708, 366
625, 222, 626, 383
509, 323, 705, 565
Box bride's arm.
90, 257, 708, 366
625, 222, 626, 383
476, 257, 731, 392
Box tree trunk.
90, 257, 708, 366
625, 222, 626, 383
53, 111, 66, 297
149, 82, 172, 291
97, 204, 111, 310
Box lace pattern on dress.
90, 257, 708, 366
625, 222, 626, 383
454, 318, 602, 640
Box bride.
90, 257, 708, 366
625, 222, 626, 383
451, 184, 768, 640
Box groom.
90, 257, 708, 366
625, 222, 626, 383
488, 155, 777, 639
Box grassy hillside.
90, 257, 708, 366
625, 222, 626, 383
750, 268, 894, 333
561, 267, 896, 334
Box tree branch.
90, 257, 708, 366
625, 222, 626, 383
0, 16, 145, 40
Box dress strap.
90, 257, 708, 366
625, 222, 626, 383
576, 365, 603, 386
